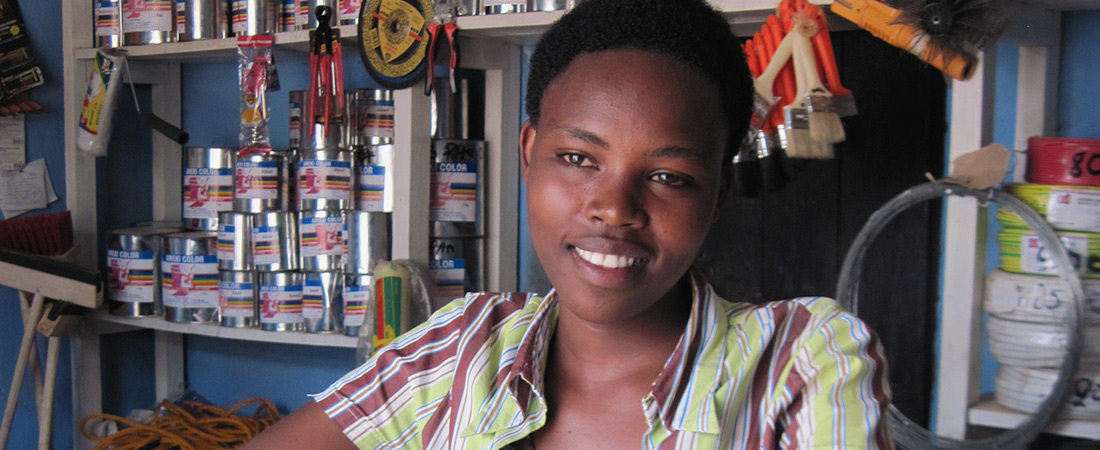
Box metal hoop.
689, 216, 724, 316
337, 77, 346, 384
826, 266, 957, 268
836, 182, 1086, 449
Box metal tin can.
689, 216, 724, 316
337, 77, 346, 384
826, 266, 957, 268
430, 139, 486, 235
353, 145, 393, 212
234, 150, 292, 213
161, 231, 220, 323
529, 0, 579, 12
303, 271, 343, 333
299, 210, 345, 271
95, 0, 123, 48
297, 149, 353, 211
178, 0, 228, 41
183, 147, 235, 231
107, 227, 180, 317
342, 273, 373, 337
430, 232, 483, 303
217, 212, 253, 271
231, 0, 278, 36
360, 89, 394, 145
289, 90, 304, 150
338, 0, 360, 24
344, 211, 391, 274
342, 90, 363, 150
122, 0, 176, 45
279, 0, 297, 30
303, 120, 343, 151
259, 271, 304, 331
219, 270, 258, 327
482, 0, 525, 14
252, 211, 299, 271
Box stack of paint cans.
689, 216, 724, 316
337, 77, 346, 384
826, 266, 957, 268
94, 0, 325, 47
989, 136, 1100, 418
429, 139, 486, 308
106, 224, 185, 317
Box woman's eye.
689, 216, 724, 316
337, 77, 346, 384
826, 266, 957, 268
650, 172, 689, 186
561, 153, 592, 167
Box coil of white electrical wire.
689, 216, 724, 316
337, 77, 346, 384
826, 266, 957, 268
995, 365, 1100, 420
985, 269, 1100, 324
986, 315, 1100, 369
836, 182, 1086, 449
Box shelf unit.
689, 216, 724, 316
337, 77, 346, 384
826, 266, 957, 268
936, 0, 1100, 443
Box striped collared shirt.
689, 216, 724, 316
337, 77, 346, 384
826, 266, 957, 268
313, 274, 893, 449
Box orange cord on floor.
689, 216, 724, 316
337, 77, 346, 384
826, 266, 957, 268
79, 397, 281, 449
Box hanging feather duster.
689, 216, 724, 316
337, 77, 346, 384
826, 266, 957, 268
831, 0, 1018, 80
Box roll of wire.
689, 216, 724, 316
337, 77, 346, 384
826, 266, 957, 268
998, 183, 1100, 232
836, 182, 1086, 449
986, 315, 1100, 369
994, 366, 1100, 420
997, 227, 1100, 279
1026, 136, 1100, 188
984, 269, 1100, 324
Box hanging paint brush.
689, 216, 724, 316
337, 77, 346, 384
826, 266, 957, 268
791, 14, 845, 146
805, 3, 857, 117
749, 27, 796, 138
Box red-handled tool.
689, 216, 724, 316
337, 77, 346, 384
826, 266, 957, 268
307, 6, 344, 138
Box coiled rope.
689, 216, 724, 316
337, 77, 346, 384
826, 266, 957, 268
79, 397, 281, 449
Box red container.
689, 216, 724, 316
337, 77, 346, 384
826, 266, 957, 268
1027, 136, 1100, 187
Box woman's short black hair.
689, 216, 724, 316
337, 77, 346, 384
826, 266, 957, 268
526, 0, 753, 161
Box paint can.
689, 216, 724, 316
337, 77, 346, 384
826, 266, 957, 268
161, 231, 220, 323
303, 120, 343, 151
289, 90, 304, 150
481, 0, 525, 14
303, 271, 343, 333
342, 273, 373, 337
122, 0, 176, 45
219, 270, 258, 327
354, 144, 393, 212
297, 149, 353, 211
430, 139, 486, 235
178, 0, 228, 41
299, 210, 345, 271
342, 90, 363, 150
217, 212, 253, 271
279, 0, 297, 30
338, 0, 360, 24
234, 150, 292, 213
252, 211, 299, 272
182, 147, 235, 231
258, 271, 304, 331
429, 227, 483, 304
360, 89, 394, 145
231, 0, 278, 36
344, 211, 391, 274
95, 0, 123, 48
528, 0, 579, 12
107, 227, 180, 317
456, 0, 476, 16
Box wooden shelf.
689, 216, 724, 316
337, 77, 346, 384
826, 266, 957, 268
968, 397, 1100, 441
91, 310, 359, 348
74, 25, 357, 61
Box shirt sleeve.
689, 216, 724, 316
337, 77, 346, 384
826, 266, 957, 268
310, 297, 469, 449
781, 301, 894, 449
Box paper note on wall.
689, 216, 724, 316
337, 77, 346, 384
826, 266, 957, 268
0, 159, 58, 218
0, 115, 25, 170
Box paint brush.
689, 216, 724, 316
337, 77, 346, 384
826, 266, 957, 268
806, 3, 857, 117
749, 29, 796, 137
791, 16, 845, 147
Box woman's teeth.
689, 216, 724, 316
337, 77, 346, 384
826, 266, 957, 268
575, 248, 639, 269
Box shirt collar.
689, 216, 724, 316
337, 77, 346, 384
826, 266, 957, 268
465, 270, 727, 438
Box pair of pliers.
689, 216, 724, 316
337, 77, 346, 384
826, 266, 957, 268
307, 6, 345, 138
424, 0, 460, 96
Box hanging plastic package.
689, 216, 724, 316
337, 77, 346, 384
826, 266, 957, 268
238, 34, 275, 153
77, 49, 126, 157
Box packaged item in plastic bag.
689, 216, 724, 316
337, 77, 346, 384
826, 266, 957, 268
238, 34, 275, 153
355, 259, 434, 365
77, 49, 126, 157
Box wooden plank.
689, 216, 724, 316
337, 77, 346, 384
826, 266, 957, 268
91, 311, 359, 348
391, 88, 433, 266
0, 261, 101, 309
151, 63, 183, 222
483, 44, 521, 292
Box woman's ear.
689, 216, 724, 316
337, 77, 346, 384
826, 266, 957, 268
520, 120, 537, 183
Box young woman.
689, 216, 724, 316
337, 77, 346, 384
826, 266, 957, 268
243, 0, 892, 448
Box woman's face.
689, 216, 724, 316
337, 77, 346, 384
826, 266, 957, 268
521, 49, 729, 326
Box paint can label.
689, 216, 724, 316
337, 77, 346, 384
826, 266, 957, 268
430, 162, 477, 222
341, 0, 361, 22
236, 160, 280, 200
161, 254, 219, 308
231, 0, 247, 33
175, 0, 185, 33
288, 100, 302, 148
260, 283, 303, 323
280, 0, 297, 29
251, 225, 281, 266
303, 279, 326, 319
219, 281, 254, 317
300, 216, 345, 257
183, 167, 234, 219
122, 0, 173, 33
217, 224, 237, 262
429, 258, 465, 301
356, 165, 385, 211
294, 0, 309, 27
361, 99, 394, 139
96, 1, 122, 36
1045, 189, 1100, 233
343, 285, 370, 327
298, 159, 352, 200
108, 249, 155, 303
